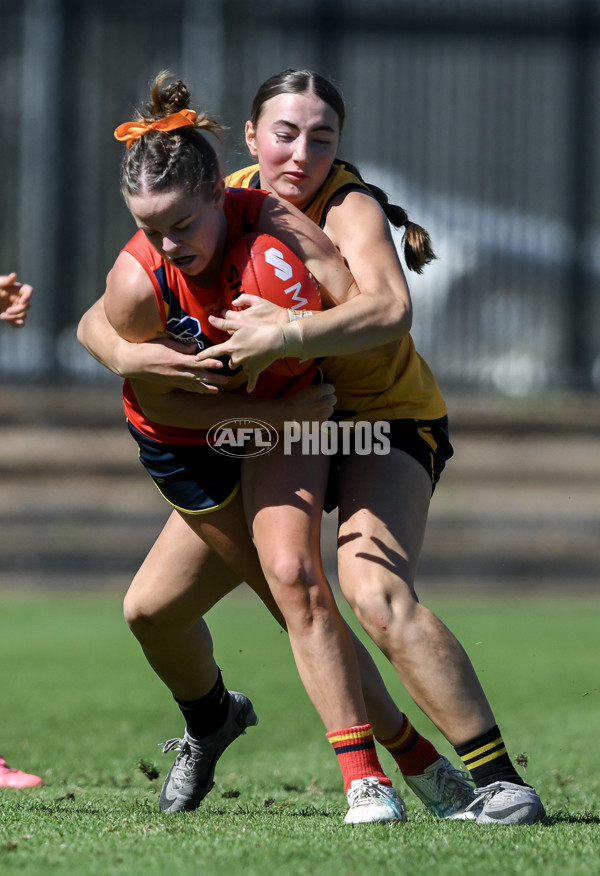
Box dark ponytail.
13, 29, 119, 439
340, 161, 436, 274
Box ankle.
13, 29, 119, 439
327, 723, 391, 791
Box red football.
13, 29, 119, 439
221, 232, 321, 377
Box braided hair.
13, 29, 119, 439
119, 71, 224, 202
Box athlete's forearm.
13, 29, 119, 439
132, 382, 295, 432
79, 297, 229, 392
77, 298, 126, 374
203, 288, 408, 374
280, 291, 409, 360
78, 297, 156, 380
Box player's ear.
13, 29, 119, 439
245, 120, 258, 157
211, 178, 225, 208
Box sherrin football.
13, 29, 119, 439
221, 232, 321, 377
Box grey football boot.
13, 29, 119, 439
159, 691, 258, 813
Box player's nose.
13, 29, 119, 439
292, 137, 309, 165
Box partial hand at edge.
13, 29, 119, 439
0, 273, 34, 328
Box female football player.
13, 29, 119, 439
79, 70, 544, 825
88, 71, 408, 824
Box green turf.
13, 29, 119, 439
0, 591, 598, 875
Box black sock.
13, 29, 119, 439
454, 725, 528, 789
174, 668, 230, 739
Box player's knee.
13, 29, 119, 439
123, 592, 161, 638
262, 554, 327, 620
123, 596, 145, 635
263, 553, 309, 593
346, 581, 417, 637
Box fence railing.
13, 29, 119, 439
2, 0, 599, 394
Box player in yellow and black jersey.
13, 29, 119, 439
79, 70, 544, 825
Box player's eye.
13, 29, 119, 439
173, 220, 192, 233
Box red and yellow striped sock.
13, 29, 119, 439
377, 717, 441, 777
326, 723, 391, 792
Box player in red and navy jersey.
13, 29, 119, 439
91, 71, 406, 823
116, 185, 318, 513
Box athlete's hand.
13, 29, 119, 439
204, 296, 295, 390
280, 382, 337, 425
210, 295, 290, 330
117, 336, 229, 394
197, 321, 286, 392
0, 273, 33, 328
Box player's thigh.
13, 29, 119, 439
168, 489, 286, 627
124, 510, 242, 624
241, 443, 329, 561
336, 449, 431, 600
179, 489, 263, 586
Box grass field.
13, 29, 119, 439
1, 590, 598, 875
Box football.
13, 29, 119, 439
221, 232, 321, 376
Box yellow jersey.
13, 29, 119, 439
225, 163, 446, 422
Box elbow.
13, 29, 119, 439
401, 305, 413, 335
386, 298, 412, 339
76, 313, 90, 350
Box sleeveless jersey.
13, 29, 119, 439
225, 163, 447, 422
121, 187, 317, 444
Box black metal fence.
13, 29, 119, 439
2, 0, 599, 395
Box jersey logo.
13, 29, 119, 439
165, 315, 205, 348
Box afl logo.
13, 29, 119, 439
207, 418, 279, 457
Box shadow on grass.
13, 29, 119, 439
544, 810, 600, 825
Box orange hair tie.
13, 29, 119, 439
114, 109, 197, 148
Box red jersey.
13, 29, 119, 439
121, 188, 317, 444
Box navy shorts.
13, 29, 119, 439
324, 415, 454, 512
128, 423, 243, 515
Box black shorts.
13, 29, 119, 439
324, 415, 453, 513
128, 423, 243, 515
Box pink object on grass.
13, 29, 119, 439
0, 756, 42, 788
